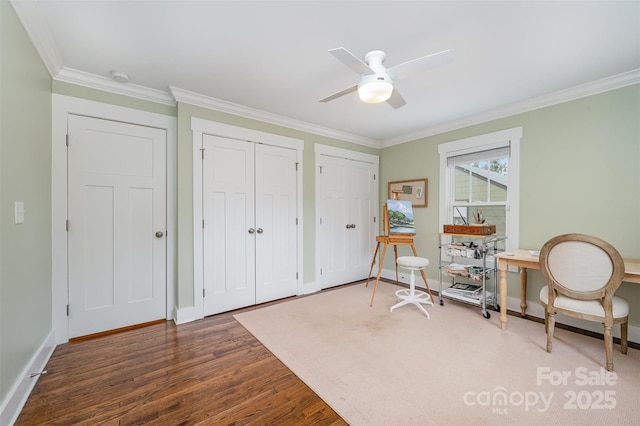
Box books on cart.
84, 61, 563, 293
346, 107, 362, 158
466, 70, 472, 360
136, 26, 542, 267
447, 282, 482, 295
443, 288, 495, 305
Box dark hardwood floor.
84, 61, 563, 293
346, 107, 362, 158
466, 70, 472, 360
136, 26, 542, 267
16, 301, 347, 426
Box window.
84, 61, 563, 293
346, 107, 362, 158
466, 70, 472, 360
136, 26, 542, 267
438, 127, 522, 250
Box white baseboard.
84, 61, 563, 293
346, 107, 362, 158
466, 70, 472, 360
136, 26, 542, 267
298, 280, 320, 296
378, 267, 640, 344
173, 306, 198, 325
0, 330, 56, 426
505, 295, 640, 344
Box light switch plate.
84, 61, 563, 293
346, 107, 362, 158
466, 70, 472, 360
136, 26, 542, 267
14, 201, 24, 224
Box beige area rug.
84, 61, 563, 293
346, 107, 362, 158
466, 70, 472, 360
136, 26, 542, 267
234, 282, 640, 426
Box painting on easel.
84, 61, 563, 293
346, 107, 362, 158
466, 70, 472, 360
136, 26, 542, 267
385, 200, 415, 235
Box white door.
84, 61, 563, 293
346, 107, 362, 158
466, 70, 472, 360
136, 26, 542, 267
202, 135, 256, 314
318, 155, 376, 288
67, 115, 167, 338
318, 156, 350, 286
347, 161, 376, 280
202, 136, 298, 315
255, 144, 297, 303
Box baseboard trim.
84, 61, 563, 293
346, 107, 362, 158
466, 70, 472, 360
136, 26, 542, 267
0, 329, 56, 426
507, 295, 640, 345
174, 306, 198, 325
377, 268, 640, 345
298, 280, 320, 296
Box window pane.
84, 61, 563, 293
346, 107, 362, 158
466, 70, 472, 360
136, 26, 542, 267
453, 157, 508, 203
471, 162, 489, 203
454, 167, 470, 202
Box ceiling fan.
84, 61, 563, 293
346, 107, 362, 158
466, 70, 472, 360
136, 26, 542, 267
319, 47, 452, 109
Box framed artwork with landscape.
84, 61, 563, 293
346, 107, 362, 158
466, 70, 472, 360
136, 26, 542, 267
385, 200, 415, 234
387, 178, 427, 207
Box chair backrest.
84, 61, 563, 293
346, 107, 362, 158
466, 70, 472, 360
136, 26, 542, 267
540, 233, 625, 301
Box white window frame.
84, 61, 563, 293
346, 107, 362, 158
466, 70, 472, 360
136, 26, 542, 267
438, 127, 522, 251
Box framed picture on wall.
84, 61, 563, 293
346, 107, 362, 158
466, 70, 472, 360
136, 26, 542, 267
387, 178, 428, 207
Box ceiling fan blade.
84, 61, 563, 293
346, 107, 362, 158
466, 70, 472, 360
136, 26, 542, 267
328, 47, 373, 75
319, 85, 358, 103
388, 49, 452, 80
386, 88, 406, 109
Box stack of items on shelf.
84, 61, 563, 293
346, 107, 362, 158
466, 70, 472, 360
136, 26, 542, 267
442, 264, 488, 283
443, 263, 470, 278
447, 282, 482, 295
445, 242, 480, 259
444, 282, 494, 304
468, 266, 486, 283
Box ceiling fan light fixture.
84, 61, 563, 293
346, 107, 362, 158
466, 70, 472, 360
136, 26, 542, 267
358, 79, 393, 103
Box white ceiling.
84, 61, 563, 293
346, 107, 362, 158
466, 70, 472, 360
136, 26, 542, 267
12, 0, 640, 147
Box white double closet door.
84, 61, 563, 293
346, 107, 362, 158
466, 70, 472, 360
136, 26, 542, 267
318, 153, 377, 289
202, 135, 297, 316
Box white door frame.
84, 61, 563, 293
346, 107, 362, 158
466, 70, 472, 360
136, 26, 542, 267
52, 94, 177, 344
191, 117, 304, 321
313, 144, 379, 294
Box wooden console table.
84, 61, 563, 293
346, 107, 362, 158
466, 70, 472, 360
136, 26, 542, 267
494, 249, 640, 331
366, 234, 434, 307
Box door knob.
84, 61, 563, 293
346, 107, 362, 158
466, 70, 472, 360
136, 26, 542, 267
257, 228, 264, 234
351, 224, 356, 229
155, 231, 164, 238
248, 228, 255, 234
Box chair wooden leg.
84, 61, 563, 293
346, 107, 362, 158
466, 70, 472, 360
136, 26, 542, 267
621, 319, 628, 355
604, 323, 614, 372
542, 305, 548, 334
542, 303, 550, 334
546, 313, 555, 353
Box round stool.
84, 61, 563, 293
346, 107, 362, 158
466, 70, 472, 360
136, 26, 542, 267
391, 256, 433, 318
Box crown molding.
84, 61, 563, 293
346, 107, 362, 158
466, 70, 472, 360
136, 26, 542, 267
382, 68, 640, 147
170, 86, 379, 148
11, 0, 637, 149
55, 68, 176, 106
10, 0, 63, 77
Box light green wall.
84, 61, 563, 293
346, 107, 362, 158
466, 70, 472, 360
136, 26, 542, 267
175, 103, 378, 307
0, 1, 52, 403
380, 84, 640, 327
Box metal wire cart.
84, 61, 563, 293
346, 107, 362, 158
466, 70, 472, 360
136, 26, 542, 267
438, 233, 507, 318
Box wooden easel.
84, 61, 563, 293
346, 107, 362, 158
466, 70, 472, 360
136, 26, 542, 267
366, 204, 434, 306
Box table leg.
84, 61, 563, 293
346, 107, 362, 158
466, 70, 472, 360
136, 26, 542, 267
370, 243, 388, 307
520, 268, 528, 316
498, 264, 508, 331
365, 242, 381, 288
